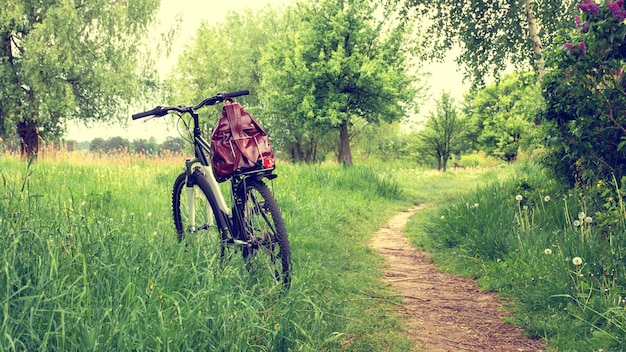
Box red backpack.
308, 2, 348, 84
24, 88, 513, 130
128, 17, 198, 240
210, 101, 275, 182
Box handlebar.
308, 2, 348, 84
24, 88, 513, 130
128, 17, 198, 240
132, 90, 249, 120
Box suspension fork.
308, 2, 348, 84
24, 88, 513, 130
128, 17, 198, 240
183, 159, 231, 237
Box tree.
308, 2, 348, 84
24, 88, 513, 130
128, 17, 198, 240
400, 0, 578, 86
417, 92, 464, 172
90, 137, 106, 154
260, 0, 421, 165
542, 0, 626, 186
463, 72, 543, 162
160, 137, 186, 154
1, 0, 162, 157
166, 8, 280, 120
133, 137, 159, 155
104, 136, 130, 153
352, 121, 414, 162
66, 140, 77, 152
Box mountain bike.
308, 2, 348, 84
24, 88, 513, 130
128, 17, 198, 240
132, 91, 291, 291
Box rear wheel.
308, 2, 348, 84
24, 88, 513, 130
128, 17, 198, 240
235, 178, 291, 291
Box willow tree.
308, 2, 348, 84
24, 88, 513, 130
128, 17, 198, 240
261, 0, 420, 165
401, 0, 578, 85
1, 0, 162, 157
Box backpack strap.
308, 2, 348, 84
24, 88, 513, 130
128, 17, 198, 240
223, 103, 260, 164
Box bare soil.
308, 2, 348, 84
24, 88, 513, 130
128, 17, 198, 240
370, 206, 546, 352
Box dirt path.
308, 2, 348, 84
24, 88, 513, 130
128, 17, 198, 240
370, 206, 546, 352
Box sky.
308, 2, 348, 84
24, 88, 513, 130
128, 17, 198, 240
65, 0, 468, 142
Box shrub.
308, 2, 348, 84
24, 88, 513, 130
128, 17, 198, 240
542, 0, 626, 187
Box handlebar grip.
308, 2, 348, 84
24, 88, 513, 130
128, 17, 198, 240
223, 90, 249, 99
132, 106, 166, 120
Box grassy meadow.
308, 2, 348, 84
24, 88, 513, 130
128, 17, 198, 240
0, 153, 427, 351
2, 151, 625, 351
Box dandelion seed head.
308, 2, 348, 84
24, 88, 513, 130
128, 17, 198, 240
440, 215, 445, 220
585, 216, 593, 223
578, 212, 586, 220
572, 257, 583, 266
516, 195, 523, 201
574, 220, 581, 227
544, 248, 552, 255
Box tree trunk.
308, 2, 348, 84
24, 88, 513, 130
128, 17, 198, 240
17, 120, 40, 158
337, 120, 353, 166
525, 0, 544, 79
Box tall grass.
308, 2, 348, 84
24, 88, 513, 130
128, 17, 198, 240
0, 155, 416, 351
405, 161, 626, 351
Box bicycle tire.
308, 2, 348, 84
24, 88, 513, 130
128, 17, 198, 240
235, 178, 291, 290
172, 169, 218, 243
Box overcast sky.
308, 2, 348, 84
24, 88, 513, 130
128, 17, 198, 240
66, 0, 467, 142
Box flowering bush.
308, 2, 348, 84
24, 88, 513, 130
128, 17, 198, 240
542, 0, 626, 186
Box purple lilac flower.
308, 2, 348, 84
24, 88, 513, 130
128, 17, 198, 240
565, 42, 574, 52
575, 15, 581, 27
578, 41, 587, 55
607, 0, 626, 19
578, 0, 602, 15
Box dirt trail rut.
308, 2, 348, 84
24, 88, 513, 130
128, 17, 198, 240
370, 206, 545, 352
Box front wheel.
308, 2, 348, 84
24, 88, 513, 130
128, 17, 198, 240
172, 170, 216, 243
235, 178, 291, 291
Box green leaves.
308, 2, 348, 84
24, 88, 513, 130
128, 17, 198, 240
403, 0, 578, 87
417, 92, 464, 171
464, 72, 543, 162
542, 1, 626, 186
259, 0, 421, 164
1, 0, 162, 156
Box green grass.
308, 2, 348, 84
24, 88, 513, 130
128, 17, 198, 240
404, 161, 626, 351
8, 155, 621, 351
0, 156, 417, 351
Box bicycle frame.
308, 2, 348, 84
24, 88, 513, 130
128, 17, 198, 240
183, 110, 272, 243
182, 110, 234, 238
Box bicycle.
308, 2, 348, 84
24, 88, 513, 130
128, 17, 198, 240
132, 90, 291, 291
